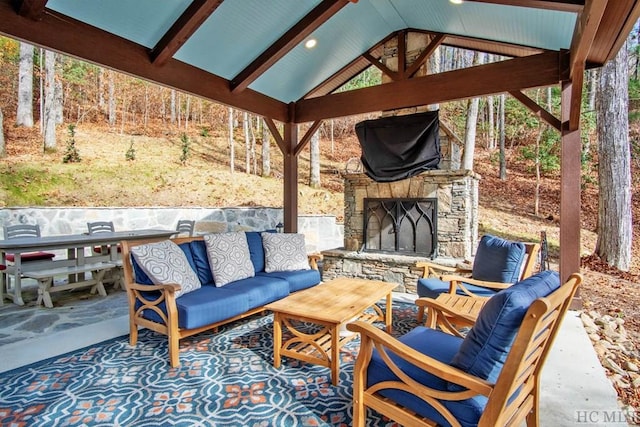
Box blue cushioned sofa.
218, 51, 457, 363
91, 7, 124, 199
120, 232, 322, 367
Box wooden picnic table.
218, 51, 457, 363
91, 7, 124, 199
0, 229, 175, 306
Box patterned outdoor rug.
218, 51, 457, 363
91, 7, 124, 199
0, 301, 418, 426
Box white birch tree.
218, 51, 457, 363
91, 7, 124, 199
16, 42, 34, 127
262, 119, 271, 177
310, 130, 320, 188
43, 50, 57, 150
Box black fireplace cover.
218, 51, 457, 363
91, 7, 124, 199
355, 110, 441, 182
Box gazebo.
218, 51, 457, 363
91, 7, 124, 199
0, 0, 638, 285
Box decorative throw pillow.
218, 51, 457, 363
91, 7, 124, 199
204, 232, 255, 287
130, 240, 201, 298
262, 232, 310, 273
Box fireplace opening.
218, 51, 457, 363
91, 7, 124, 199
363, 198, 437, 257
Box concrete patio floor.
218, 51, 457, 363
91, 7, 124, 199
0, 285, 630, 426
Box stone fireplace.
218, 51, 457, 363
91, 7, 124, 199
320, 170, 480, 293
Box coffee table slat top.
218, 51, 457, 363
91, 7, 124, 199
266, 277, 396, 323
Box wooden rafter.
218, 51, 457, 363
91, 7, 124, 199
398, 30, 406, 79
0, 2, 289, 122
264, 118, 286, 154
230, 0, 351, 93
509, 90, 561, 130
294, 121, 323, 156
363, 52, 399, 81
296, 51, 563, 122
150, 0, 224, 66
12, 0, 47, 20
406, 34, 445, 78
463, 0, 584, 13
567, 0, 607, 130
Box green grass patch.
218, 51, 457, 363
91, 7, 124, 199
0, 165, 73, 205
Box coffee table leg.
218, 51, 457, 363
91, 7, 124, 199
385, 292, 393, 334
273, 313, 282, 368
331, 325, 340, 386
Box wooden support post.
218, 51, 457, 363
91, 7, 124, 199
283, 121, 298, 233
560, 79, 582, 307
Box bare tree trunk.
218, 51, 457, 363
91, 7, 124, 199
170, 89, 177, 125
108, 71, 116, 127
587, 69, 597, 112
310, 130, 320, 188
184, 95, 190, 130
244, 112, 250, 173
498, 93, 506, 180
39, 48, 44, 134
487, 95, 495, 149
98, 67, 105, 113
595, 42, 632, 271
43, 50, 57, 150
16, 42, 34, 127
262, 119, 270, 177
250, 116, 257, 174
0, 107, 6, 158
462, 52, 483, 170
228, 107, 235, 173
54, 77, 63, 125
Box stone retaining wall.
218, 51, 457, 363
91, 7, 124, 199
0, 207, 343, 254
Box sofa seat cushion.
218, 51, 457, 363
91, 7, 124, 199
257, 269, 321, 292
221, 275, 290, 309
451, 270, 561, 384
417, 277, 498, 299
139, 285, 251, 330
367, 326, 485, 427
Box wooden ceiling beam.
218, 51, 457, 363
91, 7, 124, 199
363, 52, 399, 81
150, 0, 224, 66
12, 0, 47, 20
295, 51, 563, 122
570, 0, 607, 78
230, 0, 352, 93
294, 120, 323, 156
0, 1, 288, 121
463, 0, 584, 13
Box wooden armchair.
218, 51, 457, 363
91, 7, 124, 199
415, 235, 540, 324
348, 271, 582, 427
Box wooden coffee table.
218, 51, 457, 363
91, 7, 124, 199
265, 277, 396, 386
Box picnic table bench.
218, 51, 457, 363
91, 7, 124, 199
22, 261, 116, 308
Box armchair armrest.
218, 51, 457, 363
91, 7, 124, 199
415, 296, 483, 337
415, 261, 472, 279
441, 274, 512, 296
347, 321, 493, 426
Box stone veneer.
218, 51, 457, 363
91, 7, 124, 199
321, 170, 480, 293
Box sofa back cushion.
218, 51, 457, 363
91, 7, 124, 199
472, 235, 526, 283
204, 232, 255, 287
450, 270, 560, 384
130, 240, 202, 298
245, 231, 274, 273
189, 240, 215, 286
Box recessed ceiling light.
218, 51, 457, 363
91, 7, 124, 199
450, 0, 463, 4
305, 39, 317, 49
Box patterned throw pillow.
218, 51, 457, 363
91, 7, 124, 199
262, 233, 310, 273
130, 240, 201, 298
204, 232, 255, 287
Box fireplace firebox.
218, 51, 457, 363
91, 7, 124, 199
364, 198, 437, 257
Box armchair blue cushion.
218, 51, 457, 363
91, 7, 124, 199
450, 270, 561, 383
416, 234, 527, 299
369, 270, 561, 427
472, 235, 526, 283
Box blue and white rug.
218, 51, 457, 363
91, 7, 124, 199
0, 301, 419, 426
